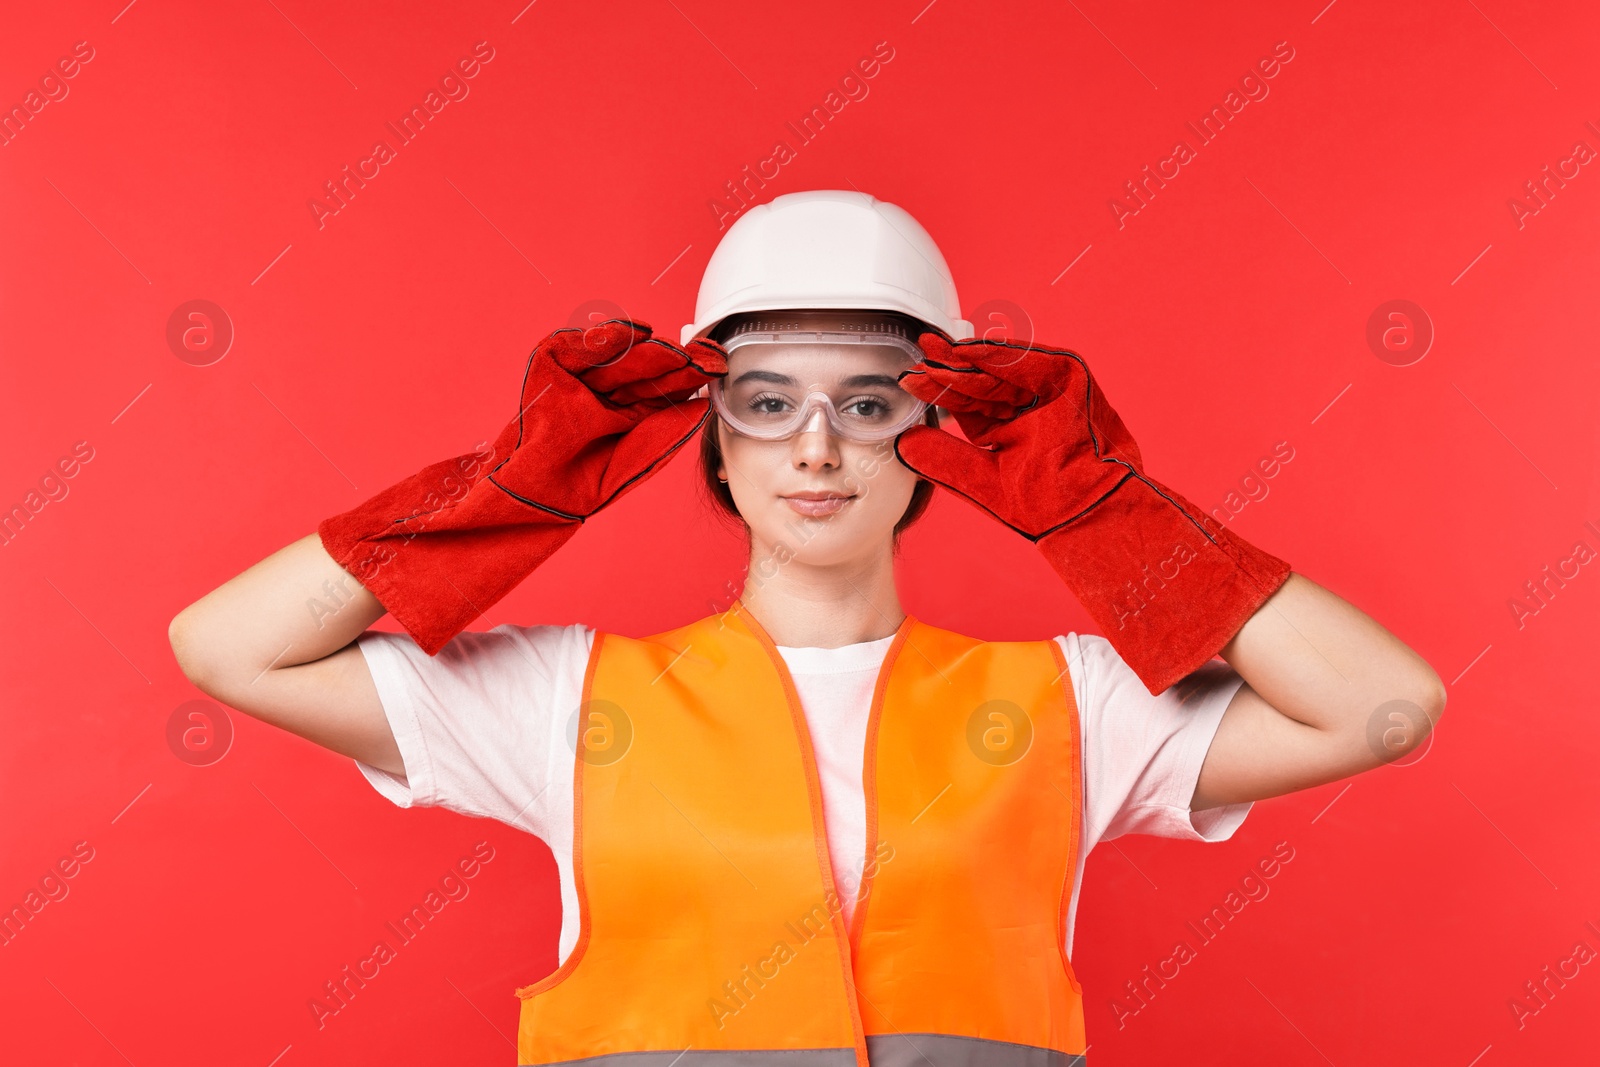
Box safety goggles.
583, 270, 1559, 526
700, 313, 932, 443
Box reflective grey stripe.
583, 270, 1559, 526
867, 1033, 1086, 1067
519, 1036, 1085, 1067
519, 1052, 856, 1067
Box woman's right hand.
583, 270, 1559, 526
315, 319, 726, 655
486, 318, 727, 520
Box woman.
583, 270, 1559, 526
169, 190, 1446, 1066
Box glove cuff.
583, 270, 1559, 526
318, 449, 582, 656
1035, 472, 1291, 694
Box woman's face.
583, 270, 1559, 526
715, 342, 922, 566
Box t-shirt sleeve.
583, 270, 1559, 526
1059, 632, 1252, 846
352, 621, 594, 840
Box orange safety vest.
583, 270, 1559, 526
514, 599, 1088, 1066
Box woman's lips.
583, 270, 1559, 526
783, 494, 854, 517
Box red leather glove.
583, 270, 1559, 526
319, 319, 727, 655
894, 333, 1291, 695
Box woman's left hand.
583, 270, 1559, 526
894, 330, 1293, 697
893, 331, 1144, 540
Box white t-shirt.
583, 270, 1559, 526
353, 622, 1251, 966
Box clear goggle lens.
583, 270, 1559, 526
701, 315, 931, 443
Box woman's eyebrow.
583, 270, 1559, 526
730, 369, 794, 386
731, 370, 904, 388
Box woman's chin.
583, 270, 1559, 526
753, 511, 893, 567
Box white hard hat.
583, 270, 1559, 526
680, 190, 974, 346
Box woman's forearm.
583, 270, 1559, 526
169, 532, 383, 689
1185, 572, 1448, 810
1219, 571, 1446, 740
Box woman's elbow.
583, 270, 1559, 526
1424, 665, 1448, 722
1369, 661, 1447, 764
1405, 654, 1448, 729
168, 604, 221, 689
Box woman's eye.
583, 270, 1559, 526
748, 393, 792, 415
844, 396, 891, 419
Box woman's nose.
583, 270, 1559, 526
797, 405, 829, 436
790, 410, 841, 467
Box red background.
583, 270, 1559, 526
3, 1, 1597, 1063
